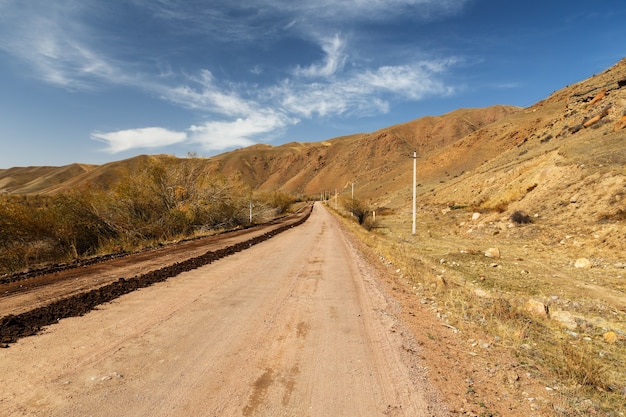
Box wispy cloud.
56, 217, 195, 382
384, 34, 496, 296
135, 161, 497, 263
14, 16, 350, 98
91, 54, 458, 154
355, 61, 457, 99
0, 1, 122, 90
237, 0, 468, 24
279, 59, 456, 118
160, 70, 255, 117
295, 34, 347, 78
91, 127, 187, 153
188, 111, 297, 151
1, 0, 463, 155
129, 0, 470, 50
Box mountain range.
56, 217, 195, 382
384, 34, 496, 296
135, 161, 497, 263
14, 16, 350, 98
2, 58, 625, 234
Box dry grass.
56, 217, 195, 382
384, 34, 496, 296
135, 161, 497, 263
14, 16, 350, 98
333, 203, 626, 415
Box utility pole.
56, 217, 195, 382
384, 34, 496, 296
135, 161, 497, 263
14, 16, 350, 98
412, 150, 417, 235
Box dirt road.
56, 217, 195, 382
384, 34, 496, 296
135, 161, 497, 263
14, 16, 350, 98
0, 206, 310, 319
0, 203, 444, 416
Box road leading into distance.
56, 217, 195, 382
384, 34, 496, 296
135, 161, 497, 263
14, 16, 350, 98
0, 203, 441, 416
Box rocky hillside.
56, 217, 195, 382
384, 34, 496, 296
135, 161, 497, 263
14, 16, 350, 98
418, 58, 626, 253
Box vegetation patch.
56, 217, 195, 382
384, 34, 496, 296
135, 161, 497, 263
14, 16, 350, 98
0, 160, 298, 276
510, 210, 532, 224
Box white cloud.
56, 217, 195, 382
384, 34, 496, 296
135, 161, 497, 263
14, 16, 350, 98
295, 34, 347, 78
356, 61, 456, 99
91, 127, 187, 153
90, 111, 298, 154
279, 58, 456, 118
161, 70, 255, 117
1, 0, 463, 157
0, 2, 122, 90
188, 111, 297, 151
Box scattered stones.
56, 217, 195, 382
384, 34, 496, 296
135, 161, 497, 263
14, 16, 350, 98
471, 212, 481, 221
473, 288, 491, 298
525, 299, 548, 318
570, 194, 580, 204
614, 114, 626, 131
484, 247, 500, 258
550, 310, 577, 330
603, 331, 617, 344
574, 258, 592, 269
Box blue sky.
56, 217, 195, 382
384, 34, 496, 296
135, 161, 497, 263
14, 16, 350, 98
0, 0, 625, 168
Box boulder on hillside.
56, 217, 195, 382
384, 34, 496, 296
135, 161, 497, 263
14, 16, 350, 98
525, 299, 549, 318
550, 310, 578, 330
574, 258, 592, 269
484, 247, 501, 258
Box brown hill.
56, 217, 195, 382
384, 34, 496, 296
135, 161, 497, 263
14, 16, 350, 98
208, 105, 520, 198
0, 106, 520, 197
39, 154, 183, 194
422, 58, 626, 229
0, 163, 96, 195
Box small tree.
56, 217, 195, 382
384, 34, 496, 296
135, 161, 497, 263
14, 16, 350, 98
347, 198, 370, 225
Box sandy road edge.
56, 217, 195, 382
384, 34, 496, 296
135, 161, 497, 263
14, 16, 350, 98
323, 205, 454, 416
325, 206, 560, 416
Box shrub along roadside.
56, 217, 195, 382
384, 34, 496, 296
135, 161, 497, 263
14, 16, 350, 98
0, 161, 297, 276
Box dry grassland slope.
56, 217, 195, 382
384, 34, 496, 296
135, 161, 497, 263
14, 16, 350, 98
424, 58, 626, 254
